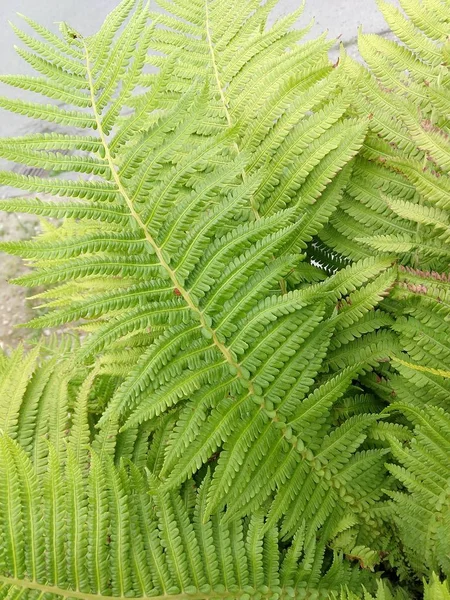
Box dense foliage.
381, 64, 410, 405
0, 0, 448, 598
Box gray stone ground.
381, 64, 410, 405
0, 0, 394, 347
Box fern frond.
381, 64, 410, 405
386, 403, 450, 578
0, 0, 394, 530
322, 2, 450, 273
0, 436, 382, 600
0, 343, 121, 473
376, 1, 444, 66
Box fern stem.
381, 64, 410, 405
204, 1, 289, 298
82, 40, 253, 393
204, 0, 232, 130
0, 575, 294, 600
204, 0, 260, 220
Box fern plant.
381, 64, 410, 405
0, 0, 449, 598
0, 0, 397, 531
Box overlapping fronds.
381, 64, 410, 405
0, 344, 74, 465
0, 0, 367, 335
0, 0, 396, 526
317, 0, 450, 272
1, 0, 449, 598
0, 343, 122, 471
143, 0, 367, 226
0, 434, 380, 600
323, 9, 450, 572
352, 264, 450, 418
92, 256, 395, 528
